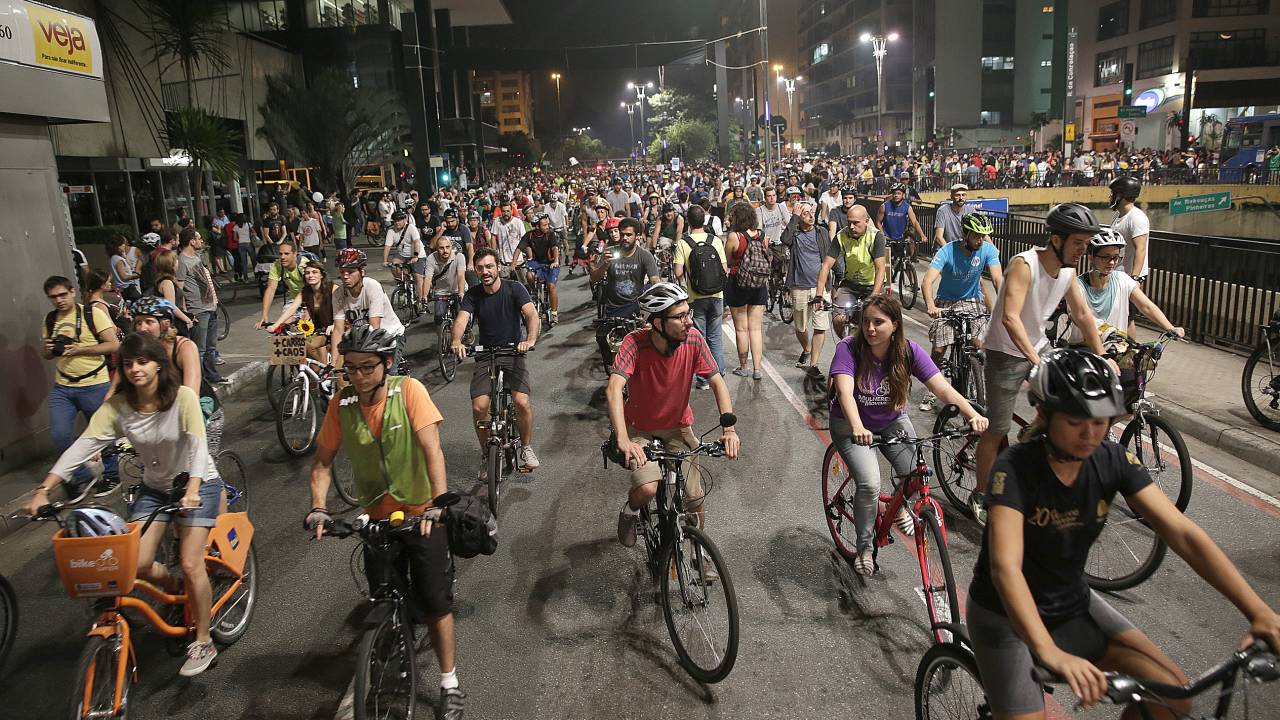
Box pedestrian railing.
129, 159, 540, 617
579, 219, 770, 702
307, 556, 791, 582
850, 167, 1279, 196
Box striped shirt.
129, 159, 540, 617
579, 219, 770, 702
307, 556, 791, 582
611, 326, 717, 431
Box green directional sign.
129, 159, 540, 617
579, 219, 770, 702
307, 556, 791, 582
1169, 191, 1231, 216
1117, 105, 1147, 118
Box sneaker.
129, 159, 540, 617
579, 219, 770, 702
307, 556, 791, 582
617, 506, 638, 547
92, 476, 120, 498
894, 507, 916, 536
969, 493, 988, 527
695, 549, 719, 584
477, 455, 488, 483
216, 357, 227, 366
806, 365, 822, 377
919, 393, 937, 412
519, 445, 540, 472
795, 351, 810, 368
853, 551, 875, 576
437, 686, 465, 720
178, 640, 217, 677
752, 370, 763, 381
550, 310, 559, 325
693, 377, 710, 390
731, 367, 750, 377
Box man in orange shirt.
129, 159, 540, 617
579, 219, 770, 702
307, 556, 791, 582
305, 325, 465, 720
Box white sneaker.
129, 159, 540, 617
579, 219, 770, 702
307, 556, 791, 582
919, 393, 937, 411
854, 551, 875, 576
969, 493, 988, 527
178, 640, 217, 677
519, 445, 540, 472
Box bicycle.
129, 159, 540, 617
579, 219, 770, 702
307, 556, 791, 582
935, 308, 989, 407
599, 312, 643, 368
1242, 308, 1280, 431
888, 239, 919, 310
387, 261, 423, 323
765, 245, 794, 324
821, 429, 968, 646
469, 345, 529, 518
433, 291, 474, 382
36, 482, 257, 719
915, 631, 1280, 720
0, 572, 14, 675
276, 357, 338, 458
600, 413, 740, 683
816, 296, 866, 340
526, 268, 554, 329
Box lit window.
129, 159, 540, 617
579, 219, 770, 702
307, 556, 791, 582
981, 56, 1015, 70
1040, 59, 1053, 67
1042, 4, 1054, 11
813, 43, 830, 64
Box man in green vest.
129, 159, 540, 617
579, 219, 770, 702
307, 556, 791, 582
811, 204, 888, 339
305, 325, 465, 720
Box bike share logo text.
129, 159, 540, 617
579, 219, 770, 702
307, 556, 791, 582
69, 548, 121, 572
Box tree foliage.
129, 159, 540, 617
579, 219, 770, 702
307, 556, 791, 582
257, 70, 408, 195
142, 0, 231, 104
163, 107, 242, 217
647, 119, 716, 162
644, 89, 715, 140
551, 133, 607, 164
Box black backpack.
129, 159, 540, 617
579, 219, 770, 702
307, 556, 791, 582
44, 304, 109, 383
683, 235, 726, 296
445, 493, 497, 558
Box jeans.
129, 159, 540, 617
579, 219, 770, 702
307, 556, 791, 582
690, 296, 725, 375
235, 246, 254, 278
50, 382, 117, 483
830, 414, 918, 553
191, 309, 223, 382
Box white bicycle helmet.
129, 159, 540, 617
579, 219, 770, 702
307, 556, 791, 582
64, 507, 128, 538
637, 282, 689, 316
1089, 227, 1126, 251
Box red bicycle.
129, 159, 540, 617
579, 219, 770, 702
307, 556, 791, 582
821, 429, 969, 645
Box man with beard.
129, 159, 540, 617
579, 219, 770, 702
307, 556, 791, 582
330, 248, 406, 372
438, 209, 474, 281
591, 218, 660, 366
519, 213, 561, 325
933, 183, 973, 249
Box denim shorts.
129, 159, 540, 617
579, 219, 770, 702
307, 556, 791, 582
527, 260, 560, 284
128, 479, 224, 528
982, 349, 1034, 436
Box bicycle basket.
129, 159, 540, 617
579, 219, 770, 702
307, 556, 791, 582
52, 523, 141, 598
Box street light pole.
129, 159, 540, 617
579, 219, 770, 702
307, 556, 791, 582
778, 76, 799, 152
861, 31, 898, 154
621, 102, 636, 161
627, 81, 654, 154
551, 72, 563, 139
759, 0, 773, 180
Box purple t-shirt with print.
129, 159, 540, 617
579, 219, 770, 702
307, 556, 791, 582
828, 338, 940, 431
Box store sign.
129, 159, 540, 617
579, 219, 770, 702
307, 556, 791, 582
0, 1, 102, 79
1134, 89, 1164, 113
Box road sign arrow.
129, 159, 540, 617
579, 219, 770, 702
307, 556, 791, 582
1217, 194, 1231, 208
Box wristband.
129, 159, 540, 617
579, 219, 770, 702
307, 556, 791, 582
310, 506, 328, 514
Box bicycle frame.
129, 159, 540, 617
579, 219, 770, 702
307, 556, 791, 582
872, 457, 947, 554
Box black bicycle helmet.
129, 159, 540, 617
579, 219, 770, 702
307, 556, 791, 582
1045, 202, 1101, 238
338, 325, 398, 357
1108, 175, 1142, 207
1028, 348, 1126, 419
391, 210, 407, 221
442, 208, 459, 220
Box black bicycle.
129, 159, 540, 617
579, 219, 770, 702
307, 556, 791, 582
817, 295, 867, 340
433, 292, 473, 382
889, 240, 919, 310
468, 345, 528, 518
765, 245, 794, 324
601, 414, 740, 684
599, 313, 643, 368
1242, 309, 1280, 431
388, 261, 423, 323
936, 308, 988, 407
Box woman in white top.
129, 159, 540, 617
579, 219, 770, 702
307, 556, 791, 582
1070, 229, 1183, 346
25, 332, 223, 677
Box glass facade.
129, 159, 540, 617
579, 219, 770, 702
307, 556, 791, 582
1137, 35, 1174, 78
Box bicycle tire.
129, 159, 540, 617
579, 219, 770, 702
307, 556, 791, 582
331, 450, 360, 507
779, 289, 794, 324
1120, 413, 1192, 512
391, 285, 410, 312
67, 635, 129, 720
914, 641, 988, 720
821, 444, 860, 561
209, 545, 258, 645
660, 525, 739, 683
214, 450, 249, 514
898, 262, 919, 310
217, 303, 230, 342
1242, 341, 1280, 431
486, 444, 501, 519
265, 364, 298, 413
0, 574, 16, 674
438, 320, 457, 381
932, 404, 981, 518
1085, 496, 1168, 591
276, 378, 321, 457
918, 505, 960, 646
353, 604, 416, 720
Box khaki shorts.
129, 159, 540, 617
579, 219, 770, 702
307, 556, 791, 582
627, 426, 705, 505
790, 288, 831, 332
928, 298, 988, 349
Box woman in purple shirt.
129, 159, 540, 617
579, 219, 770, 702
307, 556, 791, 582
829, 294, 987, 575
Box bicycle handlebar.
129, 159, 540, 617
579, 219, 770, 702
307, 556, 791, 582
643, 440, 728, 462
466, 344, 532, 358
870, 428, 974, 449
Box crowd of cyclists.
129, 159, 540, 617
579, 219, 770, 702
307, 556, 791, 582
26, 150, 1280, 720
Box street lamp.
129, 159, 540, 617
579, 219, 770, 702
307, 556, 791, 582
860, 31, 899, 153
627, 80, 654, 152
621, 102, 636, 160
777, 75, 801, 153
571, 126, 591, 135
551, 72, 563, 139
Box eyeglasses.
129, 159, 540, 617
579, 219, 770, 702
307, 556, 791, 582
345, 362, 385, 376
661, 311, 692, 323
1096, 254, 1122, 264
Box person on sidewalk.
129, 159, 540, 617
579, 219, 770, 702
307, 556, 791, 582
672, 205, 728, 389
174, 229, 226, 384
779, 202, 832, 373
41, 275, 121, 495
1108, 175, 1150, 337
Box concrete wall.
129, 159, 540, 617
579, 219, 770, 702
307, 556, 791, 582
933, 2, 983, 129
0, 118, 81, 470
1013, 0, 1054, 125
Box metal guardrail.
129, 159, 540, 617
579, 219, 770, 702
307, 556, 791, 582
860, 198, 1279, 352
848, 167, 1280, 196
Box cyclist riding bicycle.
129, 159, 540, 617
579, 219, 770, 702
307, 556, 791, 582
651, 202, 685, 254
267, 263, 338, 363
424, 233, 468, 325
305, 326, 465, 720
610, 282, 740, 549
331, 248, 406, 372
876, 183, 927, 258
811, 204, 888, 338
519, 212, 561, 325
919, 211, 1004, 410
967, 348, 1280, 719
256, 240, 312, 330
591, 217, 660, 367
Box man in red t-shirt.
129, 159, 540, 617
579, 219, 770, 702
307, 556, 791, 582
608, 282, 739, 548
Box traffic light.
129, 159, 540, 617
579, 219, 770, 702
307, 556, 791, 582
1123, 63, 1134, 102
751, 130, 761, 148
437, 169, 451, 187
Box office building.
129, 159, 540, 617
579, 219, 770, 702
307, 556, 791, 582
475, 70, 536, 137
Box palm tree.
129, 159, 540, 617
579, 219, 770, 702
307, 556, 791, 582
143, 0, 231, 107
164, 107, 242, 218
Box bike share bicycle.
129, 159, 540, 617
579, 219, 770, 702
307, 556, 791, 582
602, 414, 740, 684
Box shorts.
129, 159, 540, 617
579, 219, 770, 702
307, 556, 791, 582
625, 426, 705, 504
364, 528, 454, 621
928, 298, 988, 349
128, 478, 224, 528
983, 349, 1034, 436
967, 592, 1136, 716
725, 275, 768, 307
790, 288, 831, 332
411, 257, 428, 276
832, 283, 874, 314
527, 260, 560, 284
469, 353, 532, 400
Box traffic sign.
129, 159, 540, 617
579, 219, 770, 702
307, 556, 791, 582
1169, 191, 1231, 216
1119, 120, 1137, 143
1064, 123, 1076, 142
965, 198, 1009, 217
1117, 105, 1147, 119
757, 114, 787, 130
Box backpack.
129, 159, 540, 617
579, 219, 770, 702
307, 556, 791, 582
735, 231, 772, 289
445, 493, 497, 558
44, 304, 109, 383
683, 234, 726, 296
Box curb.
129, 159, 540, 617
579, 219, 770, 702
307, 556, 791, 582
1151, 392, 1280, 481
0, 360, 269, 542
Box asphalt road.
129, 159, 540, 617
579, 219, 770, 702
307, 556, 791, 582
2, 272, 1278, 720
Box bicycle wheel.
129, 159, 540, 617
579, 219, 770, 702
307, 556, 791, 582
67, 635, 129, 720
209, 545, 258, 645
918, 505, 959, 646
331, 449, 360, 507
276, 378, 321, 457
914, 642, 989, 720
391, 285, 410, 312
119, 450, 145, 483
486, 444, 501, 519
217, 303, 230, 341
215, 450, 249, 514
821, 444, 860, 561
0, 574, 16, 673
779, 288, 794, 324
660, 525, 739, 683
353, 604, 416, 720
437, 319, 457, 382
1120, 413, 1192, 512
265, 364, 298, 413
1242, 341, 1280, 431
898, 262, 919, 309
932, 404, 981, 517
1085, 493, 1168, 591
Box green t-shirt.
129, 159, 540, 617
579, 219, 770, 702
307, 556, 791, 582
268, 255, 310, 297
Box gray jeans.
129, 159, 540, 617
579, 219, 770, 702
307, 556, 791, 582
829, 414, 918, 553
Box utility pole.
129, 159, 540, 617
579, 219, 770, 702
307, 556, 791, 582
551, 72, 563, 140
759, 0, 773, 179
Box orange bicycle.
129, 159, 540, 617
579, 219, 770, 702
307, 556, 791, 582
35, 486, 257, 719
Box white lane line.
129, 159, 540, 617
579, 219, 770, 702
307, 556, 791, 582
720, 321, 818, 428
